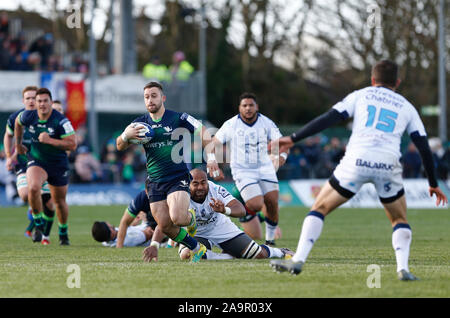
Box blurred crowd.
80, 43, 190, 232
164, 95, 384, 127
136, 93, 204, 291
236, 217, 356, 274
67, 127, 147, 184
59, 132, 449, 185
0, 132, 449, 199
0, 12, 88, 72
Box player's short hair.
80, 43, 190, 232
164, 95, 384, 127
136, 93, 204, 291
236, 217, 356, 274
239, 92, 257, 104
53, 100, 62, 104
36, 87, 53, 100
91, 221, 111, 242
22, 86, 38, 97
371, 60, 398, 87
143, 81, 164, 94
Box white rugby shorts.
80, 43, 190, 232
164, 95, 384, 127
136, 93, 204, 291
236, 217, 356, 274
232, 166, 279, 202
331, 152, 404, 202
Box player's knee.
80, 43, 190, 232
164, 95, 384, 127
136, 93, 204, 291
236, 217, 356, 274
241, 241, 262, 259
246, 201, 263, 213
170, 213, 187, 227
18, 191, 28, 203
28, 184, 41, 196
53, 198, 67, 211
311, 200, 332, 214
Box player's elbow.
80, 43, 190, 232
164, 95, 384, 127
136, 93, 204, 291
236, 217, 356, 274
68, 140, 77, 151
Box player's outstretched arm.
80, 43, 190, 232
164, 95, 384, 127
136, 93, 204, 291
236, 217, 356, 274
116, 210, 134, 248
209, 198, 245, 218
429, 187, 448, 207
142, 226, 164, 262
269, 109, 346, 153
205, 136, 225, 180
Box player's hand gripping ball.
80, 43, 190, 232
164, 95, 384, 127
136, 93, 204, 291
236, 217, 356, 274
128, 122, 155, 144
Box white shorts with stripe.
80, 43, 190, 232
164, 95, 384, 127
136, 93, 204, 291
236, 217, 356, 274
232, 165, 279, 202
332, 151, 404, 202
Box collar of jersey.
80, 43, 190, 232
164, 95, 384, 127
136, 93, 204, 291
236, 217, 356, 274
147, 110, 164, 123
238, 113, 260, 127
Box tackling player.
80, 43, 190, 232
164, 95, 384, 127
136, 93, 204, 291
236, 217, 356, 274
269, 60, 448, 280
3, 86, 56, 242
117, 81, 212, 262
206, 93, 288, 246
14, 88, 77, 245
176, 169, 293, 261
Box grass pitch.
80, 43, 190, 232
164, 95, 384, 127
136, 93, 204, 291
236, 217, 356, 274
0, 205, 449, 298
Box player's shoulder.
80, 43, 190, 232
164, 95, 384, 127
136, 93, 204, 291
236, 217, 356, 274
347, 86, 371, 99
208, 181, 231, 198
20, 109, 38, 121
220, 115, 239, 128
133, 190, 149, 206
257, 113, 278, 126
9, 108, 25, 119
51, 109, 68, 121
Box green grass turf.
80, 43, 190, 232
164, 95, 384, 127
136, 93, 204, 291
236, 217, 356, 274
0, 205, 449, 298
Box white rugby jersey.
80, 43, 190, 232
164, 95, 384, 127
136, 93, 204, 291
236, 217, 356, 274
102, 225, 148, 247
190, 181, 237, 240
333, 86, 426, 159
214, 113, 282, 170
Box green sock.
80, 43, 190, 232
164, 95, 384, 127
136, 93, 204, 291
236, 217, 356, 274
32, 212, 45, 231
58, 223, 68, 237
42, 212, 55, 237
173, 228, 198, 250
26, 220, 35, 232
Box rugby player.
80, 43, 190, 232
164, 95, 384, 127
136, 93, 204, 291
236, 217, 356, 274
14, 88, 77, 245
269, 60, 448, 280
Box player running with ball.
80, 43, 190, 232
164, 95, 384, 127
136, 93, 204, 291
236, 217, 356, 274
117, 81, 212, 262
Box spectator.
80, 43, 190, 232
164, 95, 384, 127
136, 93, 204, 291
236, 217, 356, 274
52, 100, 64, 114
0, 12, 9, 36
29, 33, 53, 69
300, 136, 322, 178
402, 142, 422, 178
429, 137, 449, 181
142, 55, 170, 82
74, 145, 103, 183
285, 145, 308, 178
169, 50, 194, 82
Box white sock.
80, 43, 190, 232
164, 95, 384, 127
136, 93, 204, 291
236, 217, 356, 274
205, 250, 234, 260
264, 246, 284, 258
265, 221, 277, 241
392, 225, 412, 272
292, 212, 324, 263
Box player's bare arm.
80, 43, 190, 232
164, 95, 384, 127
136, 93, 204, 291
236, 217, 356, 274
116, 209, 135, 248
142, 225, 165, 262
13, 117, 28, 155
3, 128, 17, 171
38, 133, 77, 151
429, 187, 448, 207
209, 198, 245, 218
205, 136, 225, 180
116, 123, 143, 151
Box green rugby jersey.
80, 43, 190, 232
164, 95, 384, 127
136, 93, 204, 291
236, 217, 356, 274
132, 109, 202, 183
6, 108, 32, 166
18, 109, 75, 167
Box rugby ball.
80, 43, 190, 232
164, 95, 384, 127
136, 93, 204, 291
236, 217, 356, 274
129, 122, 155, 144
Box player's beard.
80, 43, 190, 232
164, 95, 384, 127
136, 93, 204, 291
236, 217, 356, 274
191, 190, 207, 203
241, 111, 257, 123
148, 101, 162, 113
